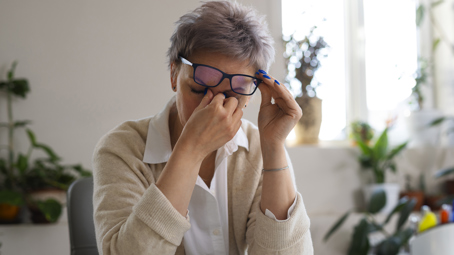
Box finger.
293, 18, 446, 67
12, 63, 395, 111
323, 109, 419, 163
257, 72, 301, 117
196, 89, 214, 110
258, 82, 272, 107
224, 96, 239, 113
209, 91, 226, 106
257, 72, 292, 98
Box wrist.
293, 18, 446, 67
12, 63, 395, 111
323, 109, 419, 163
260, 142, 287, 169
174, 135, 207, 163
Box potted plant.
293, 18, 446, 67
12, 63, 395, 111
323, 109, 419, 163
324, 189, 417, 255
354, 127, 408, 213
0, 62, 91, 224
283, 25, 329, 144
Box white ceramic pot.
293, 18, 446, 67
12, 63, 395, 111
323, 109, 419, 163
363, 183, 400, 214
410, 224, 454, 255
405, 109, 443, 147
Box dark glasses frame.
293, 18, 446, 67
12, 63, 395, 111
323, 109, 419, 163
179, 56, 262, 96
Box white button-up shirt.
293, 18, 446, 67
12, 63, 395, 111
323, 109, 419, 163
142, 97, 297, 255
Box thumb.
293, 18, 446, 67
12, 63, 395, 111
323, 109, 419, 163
196, 88, 214, 110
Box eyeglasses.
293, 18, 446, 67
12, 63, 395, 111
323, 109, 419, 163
179, 56, 262, 96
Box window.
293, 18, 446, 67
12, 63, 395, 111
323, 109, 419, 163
282, 0, 418, 142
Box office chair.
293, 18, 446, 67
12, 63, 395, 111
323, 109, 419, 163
67, 177, 99, 255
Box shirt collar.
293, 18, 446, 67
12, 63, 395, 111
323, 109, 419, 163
143, 96, 249, 164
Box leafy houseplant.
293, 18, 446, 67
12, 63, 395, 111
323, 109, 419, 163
354, 127, 408, 213
324, 189, 417, 255
284, 26, 329, 144
0, 62, 91, 223
354, 128, 408, 184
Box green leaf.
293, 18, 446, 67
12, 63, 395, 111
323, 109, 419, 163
428, 117, 446, 127
396, 198, 417, 231
373, 129, 388, 161
432, 38, 441, 51
386, 141, 408, 161
434, 167, 454, 178
324, 210, 351, 242
9, 79, 30, 98
16, 153, 28, 175
347, 218, 370, 255
395, 228, 414, 247
0, 81, 8, 90
71, 164, 92, 177
26, 128, 37, 146
376, 237, 401, 255
354, 134, 373, 156
431, 0, 444, 8
416, 5, 425, 27
14, 120, 32, 128
368, 188, 387, 214
36, 199, 62, 223
0, 190, 24, 206
383, 197, 409, 225
35, 143, 60, 162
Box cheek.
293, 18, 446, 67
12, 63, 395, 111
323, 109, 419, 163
176, 91, 203, 126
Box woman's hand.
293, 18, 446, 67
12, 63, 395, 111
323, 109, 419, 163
256, 71, 302, 147
177, 89, 246, 159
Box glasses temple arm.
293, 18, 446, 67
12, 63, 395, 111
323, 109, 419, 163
179, 56, 193, 66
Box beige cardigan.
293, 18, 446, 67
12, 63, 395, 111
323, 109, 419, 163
92, 116, 313, 255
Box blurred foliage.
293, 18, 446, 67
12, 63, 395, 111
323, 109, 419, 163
283, 25, 329, 98
324, 189, 417, 255
0, 62, 91, 223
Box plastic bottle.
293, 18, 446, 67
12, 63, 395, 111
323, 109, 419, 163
440, 204, 451, 224
418, 205, 438, 233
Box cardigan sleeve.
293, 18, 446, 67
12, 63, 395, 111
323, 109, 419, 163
245, 167, 314, 254
92, 127, 190, 255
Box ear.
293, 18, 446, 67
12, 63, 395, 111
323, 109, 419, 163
170, 62, 178, 92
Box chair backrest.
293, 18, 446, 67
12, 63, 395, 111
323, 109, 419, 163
67, 177, 99, 255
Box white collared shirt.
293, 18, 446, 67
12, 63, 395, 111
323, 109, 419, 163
142, 96, 297, 255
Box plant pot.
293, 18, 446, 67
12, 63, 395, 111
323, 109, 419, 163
0, 203, 21, 224
425, 195, 444, 211
363, 183, 400, 214
445, 180, 454, 195
410, 223, 454, 255
400, 191, 424, 211
294, 95, 322, 144
405, 109, 443, 147
26, 188, 66, 224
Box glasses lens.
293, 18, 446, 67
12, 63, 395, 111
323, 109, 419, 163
231, 76, 258, 95
194, 66, 223, 86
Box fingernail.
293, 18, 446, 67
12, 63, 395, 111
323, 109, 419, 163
255, 71, 259, 75
258, 69, 267, 74
204, 88, 208, 95
275, 79, 280, 85
263, 75, 270, 79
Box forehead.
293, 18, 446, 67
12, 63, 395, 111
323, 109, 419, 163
187, 50, 256, 76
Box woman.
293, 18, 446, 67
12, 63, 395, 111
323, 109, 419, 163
93, 1, 313, 254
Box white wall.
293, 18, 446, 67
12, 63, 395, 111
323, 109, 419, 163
1, 0, 454, 255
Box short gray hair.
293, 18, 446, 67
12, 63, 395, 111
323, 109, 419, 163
167, 1, 275, 72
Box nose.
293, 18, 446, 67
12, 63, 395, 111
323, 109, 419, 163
208, 78, 233, 97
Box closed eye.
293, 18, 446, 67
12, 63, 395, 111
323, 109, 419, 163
191, 88, 205, 94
